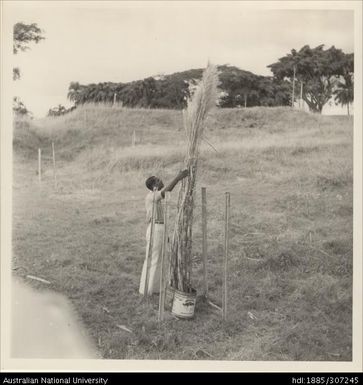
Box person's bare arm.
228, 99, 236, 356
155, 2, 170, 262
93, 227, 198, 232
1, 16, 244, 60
161, 169, 188, 198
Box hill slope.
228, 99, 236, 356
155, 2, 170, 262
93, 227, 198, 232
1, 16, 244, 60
12, 106, 353, 360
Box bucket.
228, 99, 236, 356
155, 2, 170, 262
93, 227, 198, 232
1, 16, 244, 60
165, 285, 176, 311
171, 288, 197, 319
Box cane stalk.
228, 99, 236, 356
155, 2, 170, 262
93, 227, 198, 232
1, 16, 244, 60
170, 63, 219, 293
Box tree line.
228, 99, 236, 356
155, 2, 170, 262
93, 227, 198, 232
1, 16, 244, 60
12, 22, 354, 116
66, 45, 353, 114
66, 66, 292, 111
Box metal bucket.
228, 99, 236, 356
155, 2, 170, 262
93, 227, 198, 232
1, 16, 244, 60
171, 288, 197, 319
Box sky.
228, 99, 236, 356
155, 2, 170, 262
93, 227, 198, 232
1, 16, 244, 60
4, 1, 355, 117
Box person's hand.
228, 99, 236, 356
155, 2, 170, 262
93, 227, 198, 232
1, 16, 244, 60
178, 169, 189, 180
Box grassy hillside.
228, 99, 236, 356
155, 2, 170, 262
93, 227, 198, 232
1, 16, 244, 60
12, 106, 353, 360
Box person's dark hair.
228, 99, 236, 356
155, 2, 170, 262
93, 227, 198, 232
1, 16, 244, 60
145, 176, 157, 191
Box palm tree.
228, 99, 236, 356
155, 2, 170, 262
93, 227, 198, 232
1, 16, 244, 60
67, 82, 86, 105
334, 74, 353, 116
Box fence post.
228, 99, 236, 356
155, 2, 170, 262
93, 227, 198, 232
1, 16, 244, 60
38, 148, 41, 184
222, 192, 230, 321
52, 142, 57, 188
144, 188, 156, 299
158, 192, 170, 321
201, 187, 208, 297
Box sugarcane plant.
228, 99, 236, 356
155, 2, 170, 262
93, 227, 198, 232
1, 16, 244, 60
170, 63, 219, 293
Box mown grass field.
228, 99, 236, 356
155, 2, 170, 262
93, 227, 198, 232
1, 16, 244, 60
12, 105, 353, 360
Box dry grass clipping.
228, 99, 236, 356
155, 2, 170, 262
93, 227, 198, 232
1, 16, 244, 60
170, 63, 219, 292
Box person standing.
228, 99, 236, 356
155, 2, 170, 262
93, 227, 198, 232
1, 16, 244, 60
139, 169, 188, 295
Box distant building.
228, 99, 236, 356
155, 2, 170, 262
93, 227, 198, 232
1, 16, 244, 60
152, 73, 166, 81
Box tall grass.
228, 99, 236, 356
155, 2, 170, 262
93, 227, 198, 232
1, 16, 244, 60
170, 64, 219, 292
12, 102, 353, 360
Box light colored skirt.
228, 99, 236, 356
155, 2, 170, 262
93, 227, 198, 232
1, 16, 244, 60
139, 223, 164, 295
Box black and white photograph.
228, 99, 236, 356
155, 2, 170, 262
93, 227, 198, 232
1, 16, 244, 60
1, 0, 362, 373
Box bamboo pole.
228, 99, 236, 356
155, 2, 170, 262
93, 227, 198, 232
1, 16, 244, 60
144, 188, 156, 299
38, 148, 41, 184
222, 192, 230, 321
52, 142, 57, 188
158, 192, 170, 321
201, 187, 208, 297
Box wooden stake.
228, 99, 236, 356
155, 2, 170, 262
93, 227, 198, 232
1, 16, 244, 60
300, 81, 303, 109
38, 148, 41, 184
223, 192, 230, 321
26, 275, 50, 285
201, 187, 208, 297
207, 299, 222, 312
52, 142, 57, 188
158, 192, 170, 321
144, 188, 156, 299
132, 130, 136, 147
113, 93, 117, 107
